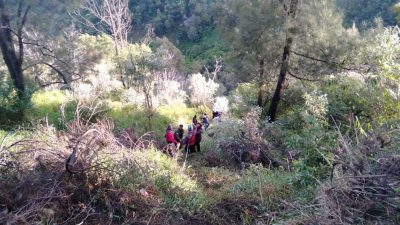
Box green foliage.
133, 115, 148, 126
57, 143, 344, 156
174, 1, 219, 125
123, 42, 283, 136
0, 76, 31, 128
229, 82, 258, 118
117, 148, 208, 211
77, 34, 115, 59
26, 90, 74, 129
158, 103, 201, 125
216, 0, 283, 84
107, 101, 202, 140
285, 125, 336, 188
178, 28, 228, 72
130, 0, 215, 41
230, 164, 293, 208
321, 77, 382, 126
336, 0, 397, 29
106, 101, 166, 138
268, 108, 337, 188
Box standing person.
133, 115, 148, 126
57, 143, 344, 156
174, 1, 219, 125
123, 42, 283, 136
174, 124, 184, 149
195, 123, 203, 152
184, 125, 196, 153
192, 115, 198, 126
202, 113, 209, 130
165, 124, 177, 156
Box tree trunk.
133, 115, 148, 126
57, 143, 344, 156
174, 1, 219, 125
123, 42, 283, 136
267, 37, 292, 122
0, 0, 25, 100
257, 59, 265, 107
267, 0, 298, 122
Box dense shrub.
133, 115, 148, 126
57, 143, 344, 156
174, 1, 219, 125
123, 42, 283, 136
229, 82, 258, 118
117, 149, 208, 211
0, 76, 31, 127
230, 164, 293, 209
26, 90, 73, 128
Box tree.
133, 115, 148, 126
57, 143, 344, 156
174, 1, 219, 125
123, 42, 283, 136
266, 0, 357, 122
130, 0, 215, 41
0, 0, 30, 101
217, 0, 284, 107
337, 0, 397, 29
267, 0, 299, 122
217, 0, 356, 121
72, 0, 133, 87
189, 73, 219, 107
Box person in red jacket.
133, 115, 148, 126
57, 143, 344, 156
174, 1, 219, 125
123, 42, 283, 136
165, 124, 178, 156
184, 125, 196, 153
165, 124, 177, 144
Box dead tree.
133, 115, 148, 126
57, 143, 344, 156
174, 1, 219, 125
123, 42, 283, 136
204, 56, 223, 81
71, 0, 133, 88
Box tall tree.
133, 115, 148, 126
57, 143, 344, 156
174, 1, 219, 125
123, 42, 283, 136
217, 0, 284, 107
0, 0, 30, 101
217, 0, 354, 115
267, 0, 298, 122
266, 0, 357, 122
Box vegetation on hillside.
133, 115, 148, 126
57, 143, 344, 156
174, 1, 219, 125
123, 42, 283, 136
1, 0, 400, 224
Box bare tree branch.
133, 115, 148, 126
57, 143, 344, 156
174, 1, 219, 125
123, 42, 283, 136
288, 70, 320, 82
292, 50, 353, 71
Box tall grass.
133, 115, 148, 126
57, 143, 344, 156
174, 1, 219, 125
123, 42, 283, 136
116, 148, 208, 211
230, 164, 293, 209
26, 90, 74, 128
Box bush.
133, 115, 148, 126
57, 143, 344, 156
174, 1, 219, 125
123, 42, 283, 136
0, 76, 31, 127
188, 73, 219, 107
25, 90, 74, 129
116, 148, 208, 211
229, 164, 293, 209
321, 77, 381, 127
229, 82, 258, 118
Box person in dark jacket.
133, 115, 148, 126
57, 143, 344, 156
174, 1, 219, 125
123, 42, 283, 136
212, 111, 222, 119
201, 113, 209, 130
195, 123, 203, 152
192, 115, 198, 126
174, 124, 184, 149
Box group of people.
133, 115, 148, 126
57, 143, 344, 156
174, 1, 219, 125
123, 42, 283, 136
164, 112, 210, 156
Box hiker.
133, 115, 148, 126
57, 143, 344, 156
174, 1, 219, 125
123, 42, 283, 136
195, 123, 203, 152
165, 124, 177, 144
165, 124, 178, 156
201, 113, 209, 130
174, 124, 184, 149
184, 125, 196, 153
212, 111, 221, 119
192, 115, 198, 126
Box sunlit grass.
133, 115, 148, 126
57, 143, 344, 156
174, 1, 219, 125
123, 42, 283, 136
116, 148, 209, 211
26, 90, 73, 128
229, 164, 293, 209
